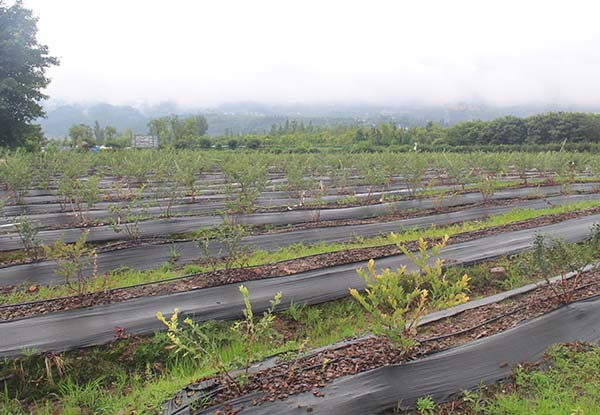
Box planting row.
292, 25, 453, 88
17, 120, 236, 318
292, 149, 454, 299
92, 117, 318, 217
2, 151, 598, 211
1, 212, 599, 358
2, 191, 600, 288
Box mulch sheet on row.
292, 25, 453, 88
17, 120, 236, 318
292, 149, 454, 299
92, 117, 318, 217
187, 270, 600, 414
2, 205, 600, 321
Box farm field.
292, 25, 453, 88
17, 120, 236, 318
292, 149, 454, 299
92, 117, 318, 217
2, 150, 600, 414
5, 1, 600, 413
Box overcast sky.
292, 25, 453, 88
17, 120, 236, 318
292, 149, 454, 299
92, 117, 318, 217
22, 0, 600, 108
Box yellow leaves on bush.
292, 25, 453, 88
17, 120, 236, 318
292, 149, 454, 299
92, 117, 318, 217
349, 235, 469, 353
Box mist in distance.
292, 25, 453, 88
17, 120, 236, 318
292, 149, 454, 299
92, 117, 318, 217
22, 0, 600, 110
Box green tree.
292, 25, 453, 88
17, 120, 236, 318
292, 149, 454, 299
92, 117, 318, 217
0, 0, 58, 148
68, 124, 94, 148
227, 138, 238, 149
104, 125, 117, 142
93, 120, 104, 144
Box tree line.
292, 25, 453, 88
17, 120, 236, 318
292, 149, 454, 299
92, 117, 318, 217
210, 112, 600, 152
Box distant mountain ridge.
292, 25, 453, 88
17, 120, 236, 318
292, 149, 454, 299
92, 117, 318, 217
37, 101, 600, 138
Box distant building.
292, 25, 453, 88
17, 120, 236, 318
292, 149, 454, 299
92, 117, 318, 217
132, 134, 159, 148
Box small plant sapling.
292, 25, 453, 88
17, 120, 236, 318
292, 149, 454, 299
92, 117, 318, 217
532, 233, 592, 305
44, 230, 97, 296
157, 309, 242, 393
196, 217, 250, 271
108, 185, 147, 240
169, 242, 181, 264
350, 235, 469, 354
14, 215, 41, 258
231, 285, 282, 377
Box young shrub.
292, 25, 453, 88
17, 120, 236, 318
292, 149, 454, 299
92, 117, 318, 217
222, 157, 268, 213
71, 175, 101, 225
0, 151, 33, 205
157, 309, 241, 393
155, 154, 183, 218
532, 233, 594, 304
350, 260, 429, 352
393, 234, 470, 308
475, 174, 500, 202
231, 285, 282, 376
108, 185, 147, 240
399, 153, 429, 199
427, 176, 459, 213
350, 235, 469, 354
13, 215, 41, 258
285, 158, 312, 205
177, 154, 204, 202
44, 230, 97, 296
196, 216, 251, 271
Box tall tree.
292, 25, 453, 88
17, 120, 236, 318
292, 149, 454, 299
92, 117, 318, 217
0, 0, 58, 148
93, 120, 105, 144
68, 124, 94, 147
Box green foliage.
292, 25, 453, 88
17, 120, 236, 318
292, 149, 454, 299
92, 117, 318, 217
108, 186, 147, 240
399, 153, 429, 198
175, 153, 204, 201
532, 233, 596, 304
196, 216, 251, 271
147, 115, 209, 148
156, 308, 241, 392
471, 343, 600, 415
43, 230, 97, 295
68, 124, 95, 148
222, 156, 268, 212
350, 259, 429, 352
416, 395, 436, 415
350, 236, 469, 352
0, 151, 33, 204
0, 0, 58, 149
231, 285, 282, 376
13, 215, 40, 256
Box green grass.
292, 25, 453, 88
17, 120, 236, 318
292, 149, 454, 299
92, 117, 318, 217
0, 297, 368, 415
3, 198, 600, 305
463, 343, 600, 415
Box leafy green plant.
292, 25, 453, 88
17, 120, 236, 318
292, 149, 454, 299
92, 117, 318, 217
532, 233, 593, 304
350, 260, 429, 352
476, 175, 500, 202
282, 301, 306, 322
222, 157, 268, 213
285, 158, 313, 205
196, 217, 250, 271
156, 309, 241, 393
416, 395, 436, 415
231, 285, 282, 376
400, 154, 429, 199
72, 175, 101, 225
108, 185, 147, 240
154, 153, 184, 218
176, 154, 204, 202
0, 151, 33, 205
13, 215, 41, 257
44, 230, 97, 296
350, 235, 469, 353
169, 243, 180, 264
462, 387, 487, 413
393, 234, 470, 308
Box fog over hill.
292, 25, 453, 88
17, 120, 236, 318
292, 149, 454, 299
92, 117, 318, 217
39, 101, 597, 138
